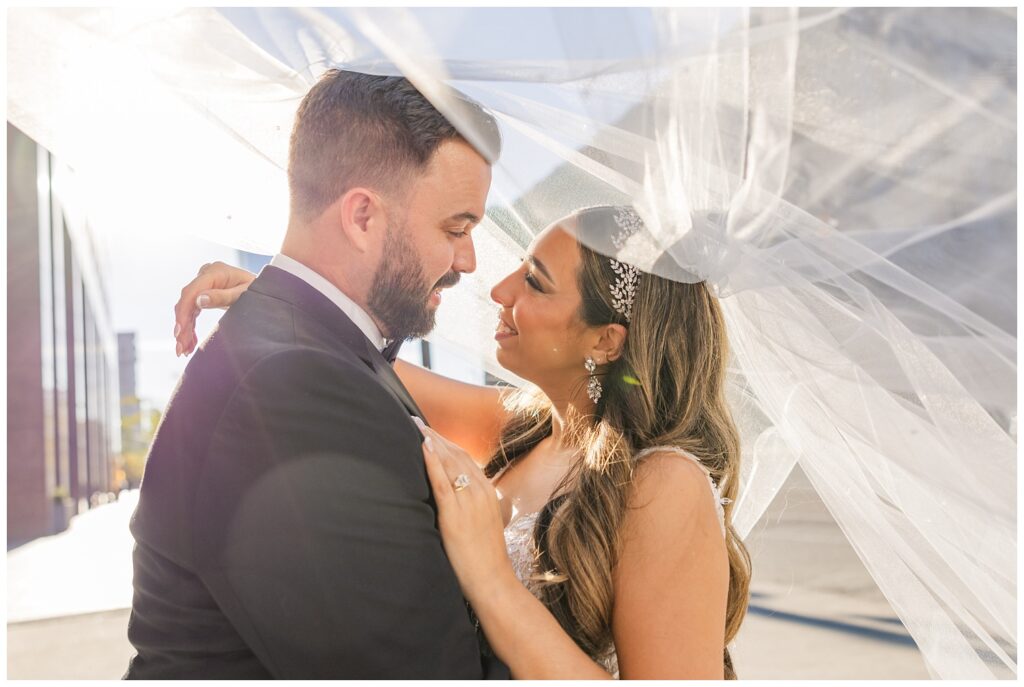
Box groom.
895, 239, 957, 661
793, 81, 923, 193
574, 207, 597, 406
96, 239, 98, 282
125, 70, 505, 678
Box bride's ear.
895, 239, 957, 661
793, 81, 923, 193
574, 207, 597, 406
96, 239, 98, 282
592, 323, 628, 365
335, 187, 386, 253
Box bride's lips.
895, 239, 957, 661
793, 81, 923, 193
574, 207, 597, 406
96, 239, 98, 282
495, 315, 518, 342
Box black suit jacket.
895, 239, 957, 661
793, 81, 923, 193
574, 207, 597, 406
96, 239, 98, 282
125, 266, 507, 679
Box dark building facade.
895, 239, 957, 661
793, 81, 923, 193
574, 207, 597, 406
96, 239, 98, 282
7, 124, 120, 546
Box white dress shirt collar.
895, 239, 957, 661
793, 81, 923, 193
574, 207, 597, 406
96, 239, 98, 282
269, 253, 387, 352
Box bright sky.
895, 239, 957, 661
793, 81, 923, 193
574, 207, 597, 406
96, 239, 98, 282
101, 226, 237, 412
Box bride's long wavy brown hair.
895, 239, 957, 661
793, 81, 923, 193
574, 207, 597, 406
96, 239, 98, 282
483, 206, 751, 678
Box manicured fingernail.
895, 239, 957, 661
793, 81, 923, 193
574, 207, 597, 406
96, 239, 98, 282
411, 416, 426, 431
196, 294, 211, 308
173, 322, 181, 338
423, 435, 433, 451
175, 342, 182, 357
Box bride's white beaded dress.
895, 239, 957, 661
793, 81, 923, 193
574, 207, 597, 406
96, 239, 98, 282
501, 447, 729, 677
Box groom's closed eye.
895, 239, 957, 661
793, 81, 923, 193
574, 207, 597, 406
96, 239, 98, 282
443, 212, 480, 239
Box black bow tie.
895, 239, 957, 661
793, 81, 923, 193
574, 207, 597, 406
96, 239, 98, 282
381, 338, 403, 365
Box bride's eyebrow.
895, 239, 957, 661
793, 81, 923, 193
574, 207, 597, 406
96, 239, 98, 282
526, 255, 555, 285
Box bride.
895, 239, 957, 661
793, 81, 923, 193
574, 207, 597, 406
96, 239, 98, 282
173, 205, 751, 679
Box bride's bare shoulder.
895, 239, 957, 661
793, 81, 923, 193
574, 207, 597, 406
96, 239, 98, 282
627, 448, 716, 514
610, 448, 729, 677
615, 448, 727, 562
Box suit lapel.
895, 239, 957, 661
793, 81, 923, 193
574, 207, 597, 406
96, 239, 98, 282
367, 348, 426, 420
249, 266, 426, 420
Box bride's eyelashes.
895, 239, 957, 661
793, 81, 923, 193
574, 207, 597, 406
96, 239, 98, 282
518, 257, 546, 293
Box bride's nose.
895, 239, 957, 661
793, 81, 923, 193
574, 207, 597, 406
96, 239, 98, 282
490, 269, 516, 306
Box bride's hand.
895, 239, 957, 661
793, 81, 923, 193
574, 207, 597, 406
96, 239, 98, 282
173, 261, 256, 356
415, 418, 515, 603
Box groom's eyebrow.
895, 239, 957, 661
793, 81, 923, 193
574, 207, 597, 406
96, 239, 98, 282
447, 211, 481, 225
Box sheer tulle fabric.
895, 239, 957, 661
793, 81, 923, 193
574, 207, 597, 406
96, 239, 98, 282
8, 7, 1015, 678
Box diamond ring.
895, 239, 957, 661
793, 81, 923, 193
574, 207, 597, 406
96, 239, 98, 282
453, 474, 471, 492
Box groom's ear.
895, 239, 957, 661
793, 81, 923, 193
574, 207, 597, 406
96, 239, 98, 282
336, 187, 386, 253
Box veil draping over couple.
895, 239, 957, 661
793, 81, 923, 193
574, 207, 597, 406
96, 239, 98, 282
7, 7, 1015, 680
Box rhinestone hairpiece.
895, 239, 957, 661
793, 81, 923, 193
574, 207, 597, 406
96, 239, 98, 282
609, 207, 642, 322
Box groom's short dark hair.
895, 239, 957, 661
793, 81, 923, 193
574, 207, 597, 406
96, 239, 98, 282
287, 69, 500, 221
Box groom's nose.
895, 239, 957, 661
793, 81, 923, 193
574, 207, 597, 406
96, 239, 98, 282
452, 235, 477, 274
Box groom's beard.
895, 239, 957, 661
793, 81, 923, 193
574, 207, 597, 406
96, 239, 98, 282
367, 225, 460, 342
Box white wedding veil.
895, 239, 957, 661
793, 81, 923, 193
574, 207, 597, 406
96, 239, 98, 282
7, 7, 1015, 679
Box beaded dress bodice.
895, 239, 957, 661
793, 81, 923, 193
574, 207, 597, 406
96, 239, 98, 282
499, 446, 728, 678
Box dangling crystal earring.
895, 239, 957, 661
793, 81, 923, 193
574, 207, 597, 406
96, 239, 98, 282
585, 356, 602, 404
